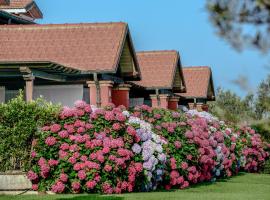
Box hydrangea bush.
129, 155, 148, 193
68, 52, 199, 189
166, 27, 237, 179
28, 102, 270, 194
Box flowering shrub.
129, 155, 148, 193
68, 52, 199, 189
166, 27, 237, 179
29, 102, 145, 194
131, 105, 270, 189
28, 102, 270, 194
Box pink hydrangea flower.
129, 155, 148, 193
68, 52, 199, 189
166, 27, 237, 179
32, 184, 38, 191
58, 130, 68, 138
174, 141, 182, 149
31, 151, 37, 158
51, 181, 65, 193
27, 170, 38, 181
74, 100, 87, 109
104, 164, 112, 172
50, 124, 61, 133
60, 143, 69, 151
59, 150, 68, 159
71, 182, 81, 192
48, 159, 59, 167
78, 170, 86, 180
112, 123, 121, 131
181, 162, 188, 170
60, 173, 68, 183
86, 180, 96, 189
45, 136, 57, 146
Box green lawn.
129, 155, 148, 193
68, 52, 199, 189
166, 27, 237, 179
1, 173, 270, 200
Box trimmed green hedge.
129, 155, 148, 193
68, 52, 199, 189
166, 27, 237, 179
0, 92, 60, 172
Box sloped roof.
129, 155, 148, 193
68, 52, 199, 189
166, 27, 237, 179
0, 0, 9, 5
0, 0, 33, 9
178, 66, 215, 99
0, 22, 139, 74
0, 0, 43, 19
132, 50, 185, 90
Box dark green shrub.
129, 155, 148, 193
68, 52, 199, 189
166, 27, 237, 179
0, 92, 60, 172
251, 120, 270, 143
262, 159, 270, 174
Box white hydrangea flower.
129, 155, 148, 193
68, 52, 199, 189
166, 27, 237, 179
122, 110, 130, 117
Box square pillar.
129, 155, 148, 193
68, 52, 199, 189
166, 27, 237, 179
150, 95, 159, 108
188, 102, 195, 110
196, 103, 203, 112
112, 84, 131, 108
202, 104, 209, 112
99, 81, 114, 107
87, 81, 97, 106
159, 94, 169, 109
23, 75, 34, 102
168, 96, 179, 110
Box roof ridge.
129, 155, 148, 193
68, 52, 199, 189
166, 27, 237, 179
183, 66, 210, 69
0, 22, 127, 28
137, 50, 177, 54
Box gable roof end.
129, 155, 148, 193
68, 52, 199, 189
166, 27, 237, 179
178, 66, 215, 100
0, 0, 43, 19
133, 50, 185, 90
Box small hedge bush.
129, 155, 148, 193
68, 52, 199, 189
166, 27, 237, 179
0, 93, 60, 172
27, 101, 270, 194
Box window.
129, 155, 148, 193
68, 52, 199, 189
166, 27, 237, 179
33, 85, 83, 107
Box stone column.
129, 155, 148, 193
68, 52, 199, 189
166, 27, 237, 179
112, 84, 131, 108
188, 102, 195, 110
150, 95, 159, 108
202, 104, 209, 112
159, 94, 169, 109
168, 96, 180, 110
99, 80, 114, 107
87, 81, 97, 106
23, 75, 34, 102
196, 103, 203, 112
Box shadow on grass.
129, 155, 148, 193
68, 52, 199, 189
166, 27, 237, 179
59, 195, 123, 200
56, 173, 250, 199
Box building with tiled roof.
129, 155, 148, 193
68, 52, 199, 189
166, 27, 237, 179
177, 66, 215, 111
129, 50, 186, 110
0, 0, 42, 24
0, 22, 141, 107
0, 0, 216, 111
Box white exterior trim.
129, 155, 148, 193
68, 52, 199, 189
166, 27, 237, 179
1, 8, 27, 14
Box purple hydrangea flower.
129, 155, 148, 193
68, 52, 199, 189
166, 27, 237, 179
158, 153, 166, 163
132, 143, 141, 154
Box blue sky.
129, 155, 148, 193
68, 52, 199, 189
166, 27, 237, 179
36, 0, 269, 97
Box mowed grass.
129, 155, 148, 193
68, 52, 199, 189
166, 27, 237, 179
0, 173, 270, 200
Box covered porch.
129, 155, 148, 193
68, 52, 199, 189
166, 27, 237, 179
0, 63, 136, 108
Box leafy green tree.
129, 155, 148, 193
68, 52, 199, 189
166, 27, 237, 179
207, 0, 270, 52
255, 75, 270, 119
208, 88, 254, 124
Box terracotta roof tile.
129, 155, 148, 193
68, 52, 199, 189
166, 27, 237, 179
178, 66, 214, 99
0, 22, 129, 72
0, 0, 9, 5
133, 50, 179, 89
0, 0, 33, 8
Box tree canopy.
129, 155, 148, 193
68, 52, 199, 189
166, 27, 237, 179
207, 0, 270, 52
